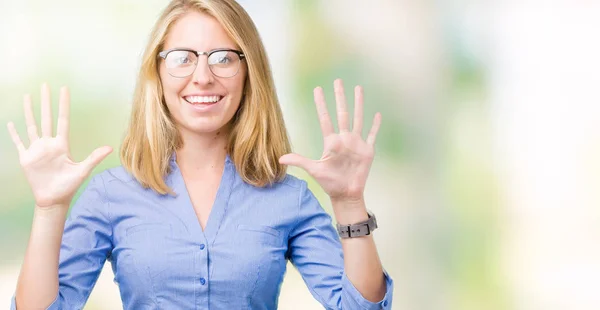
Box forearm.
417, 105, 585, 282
332, 198, 386, 302
16, 205, 68, 309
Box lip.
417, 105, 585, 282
183, 92, 225, 97
182, 95, 225, 112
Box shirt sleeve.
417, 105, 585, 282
287, 180, 394, 310
10, 174, 113, 310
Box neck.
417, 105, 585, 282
175, 126, 229, 174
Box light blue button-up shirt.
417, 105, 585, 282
11, 155, 393, 309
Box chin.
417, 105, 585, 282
185, 122, 227, 135
167, 97, 239, 136
180, 116, 235, 135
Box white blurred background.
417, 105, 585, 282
1, 1, 599, 309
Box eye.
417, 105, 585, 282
175, 56, 192, 64
209, 51, 238, 66
166, 50, 196, 67
216, 56, 231, 64
173, 56, 192, 65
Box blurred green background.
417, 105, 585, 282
2, 1, 600, 309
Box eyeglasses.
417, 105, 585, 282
158, 48, 245, 78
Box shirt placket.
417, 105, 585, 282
195, 240, 210, 309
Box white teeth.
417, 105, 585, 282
184, 95, 222, 104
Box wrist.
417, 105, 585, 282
330, 195, 365, 208
34, 204, 69, 219
332, 202, 369, 226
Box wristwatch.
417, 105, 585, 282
336, 210, 378, 239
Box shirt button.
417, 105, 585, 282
200, 277, 206, 285
382, 300, 388, 307
199, 244, 205, 250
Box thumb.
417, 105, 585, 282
279, 153, 314, 172
81, 146, 113, 174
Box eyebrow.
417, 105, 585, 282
164, 46, 240, 52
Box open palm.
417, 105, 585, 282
7, 84, 112, 208
279, 79, 381, 202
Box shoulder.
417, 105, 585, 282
88, 165, 146, 200
274, 173, 306, 189
261, 173, 319, 207
68, 166, 136, 218
232, 173, 312, 210
95, 165, 136, 184
258, 173, 310, 198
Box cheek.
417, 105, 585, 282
158, 64, 170, 91
228, 81, 245, 108
160, 74, 187, 101
231, 67, 248, 99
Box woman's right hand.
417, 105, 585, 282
6, 83, 113, 209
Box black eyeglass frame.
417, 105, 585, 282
158, 48, 246, 78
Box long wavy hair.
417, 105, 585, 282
120, 0, 291, 195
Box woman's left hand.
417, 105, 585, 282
279, 79, 382, 204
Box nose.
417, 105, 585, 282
191, 59, 214, 85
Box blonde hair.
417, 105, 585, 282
120, 0, 291, 195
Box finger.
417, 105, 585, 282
334, 79, 349, 132
352, 85, 364, 136
56, 87, 70, 138
23, 94, 39, 143
279, 153, 315, 173
366, 112, 382, 145
314, 87, 334, 136
81, 146, 113, 175
40, 83, 53, 137
7, 122, 26, 156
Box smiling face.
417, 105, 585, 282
159, 10, 247, 137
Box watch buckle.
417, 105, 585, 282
344, 225, 352, 238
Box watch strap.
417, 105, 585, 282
336, 211, 378, 238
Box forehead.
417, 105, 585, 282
163, 11, 238, 50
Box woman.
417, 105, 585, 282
7, 0, 394, 309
